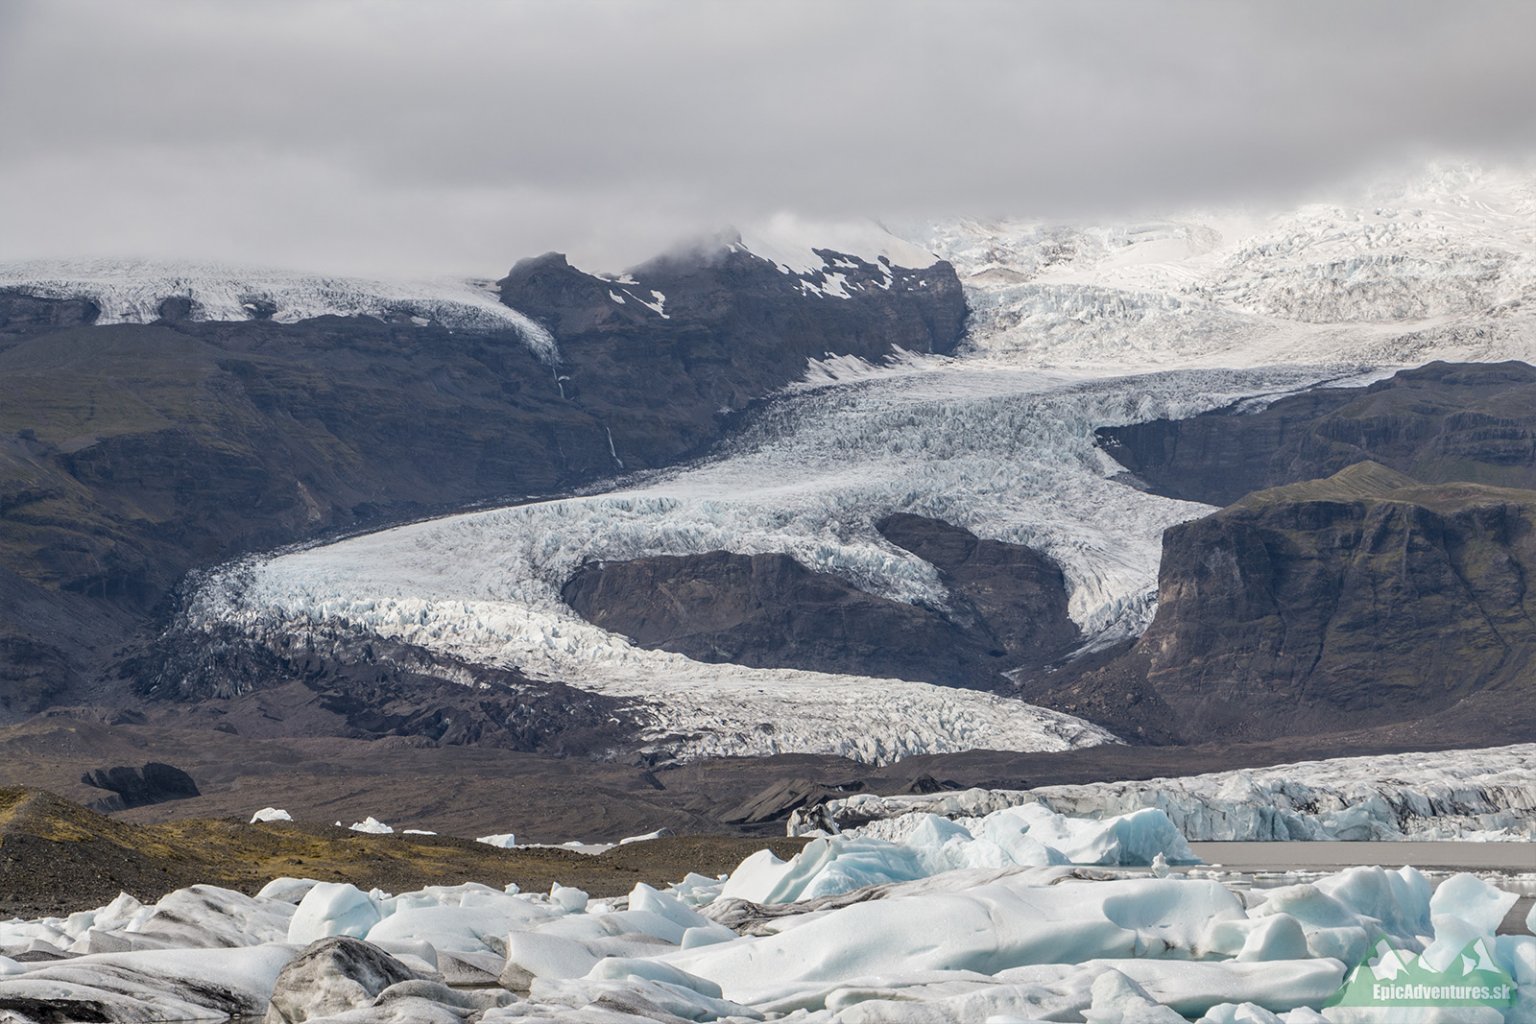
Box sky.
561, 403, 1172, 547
1, 0, 1534, 276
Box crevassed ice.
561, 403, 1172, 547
830, 744, 1536, 843
186, 362, 1340, 762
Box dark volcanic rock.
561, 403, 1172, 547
876, 513, 1081, 665
561, 515, 1080, 689
130, 621, 646, 755
719, 777, 867, 826
0, 290, 99, 335
1022, 462, 1536, 744
80, 762, 198, 811
1097, 361, 1536, 506
562, 550, 997, 686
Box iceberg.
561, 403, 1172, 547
346, 816, 395, 835
0, 828, 1523, 1024
731, 803, 1197, 905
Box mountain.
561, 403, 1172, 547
147, 165, 1536, 769
0, 235, 965, 716
4, 165, 1536, 812
918, 161, 1536, 371
496, 237, 964, 464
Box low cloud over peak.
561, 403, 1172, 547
2, 0, 1533, 275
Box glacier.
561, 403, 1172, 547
173, 162, 1536, 762
181, 362, 1338, 762
821, 745, 1536, 844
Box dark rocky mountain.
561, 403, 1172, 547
560, 514, 1080, 689
1021, 461, 1536, 744
0, 247, 966, 719
1097, 360, 1536, 505
498, 245, 965, 463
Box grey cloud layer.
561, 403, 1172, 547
2, 0, 1533, 274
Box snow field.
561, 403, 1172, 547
923, 161, 1536, 372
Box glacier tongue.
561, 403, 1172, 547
182, 363, 1346, 762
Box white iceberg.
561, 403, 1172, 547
345, 816, 394, 835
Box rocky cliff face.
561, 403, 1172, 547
499, 246, 966, 464
561, 514, 1079, 689
0, 249, 967, 713
1096, 361, 1536, 506
1025, 462, 1536, 744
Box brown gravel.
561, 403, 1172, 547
0, 788, 807, 918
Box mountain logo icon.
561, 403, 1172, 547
1328, 935, 1517, 1010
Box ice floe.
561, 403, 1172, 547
0, 822, 1528, 1022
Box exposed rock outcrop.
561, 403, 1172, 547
876, 513, 1082, 667
1096, 361, 1536, 506
1023, 462, 1536, 743
560, 515, 1080, 689
499, 245, 965, 462
128, 623, 644, 754
80, 762, 198, 812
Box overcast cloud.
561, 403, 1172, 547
1, 0, 1534, 275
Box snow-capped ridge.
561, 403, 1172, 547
0, 257, 557, 360
733, 213, 941, 277
921, 160, 1536, 370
